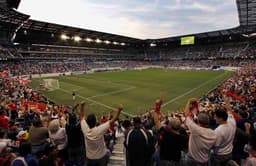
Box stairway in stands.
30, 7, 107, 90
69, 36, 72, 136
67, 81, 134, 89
108, 136, 126, 166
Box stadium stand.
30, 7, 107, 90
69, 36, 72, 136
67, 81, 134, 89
0, 0, 256, 166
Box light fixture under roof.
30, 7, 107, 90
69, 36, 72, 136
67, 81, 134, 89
85, 38, 93, 42
74, 36, 81, 42
113, 41, 119, 45
60, 34, 69, 40
104, 40, 111, 44
95, 38, 102, 43
150, 43, 157, 47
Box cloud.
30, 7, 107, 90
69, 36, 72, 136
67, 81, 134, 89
165, 2, 216, 12
18, 0, 239, 39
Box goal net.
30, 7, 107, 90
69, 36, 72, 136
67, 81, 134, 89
42, 79, 59, 90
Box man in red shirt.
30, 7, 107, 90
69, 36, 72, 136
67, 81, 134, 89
0, 110, 8, 129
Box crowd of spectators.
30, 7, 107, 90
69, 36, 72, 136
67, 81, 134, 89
0, 59, 256, 77
146, 42, 253, 60
0, 59, 256, 166
0, 73, 123, 166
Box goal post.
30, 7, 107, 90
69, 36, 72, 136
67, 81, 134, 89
42, 79, 59, 90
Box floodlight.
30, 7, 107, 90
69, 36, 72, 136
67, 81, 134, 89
95, 39, 102, 43
150, 43, 157, 47
74, 36, 81, 42
113, 41, 119, 45
104, 40, 111, 44
61, 34, 69, 40
85, 38, 93, 42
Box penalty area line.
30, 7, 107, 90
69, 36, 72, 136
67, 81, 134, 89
58, 88, 134, 117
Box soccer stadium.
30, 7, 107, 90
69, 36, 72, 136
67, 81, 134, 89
0, 0, 256, 165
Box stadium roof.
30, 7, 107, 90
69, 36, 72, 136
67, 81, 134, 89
21, 19, 142, 43
0, 5, 29, 25
150, 25, 256, 43
237, 0, 256, 26
0, 0, 255, 44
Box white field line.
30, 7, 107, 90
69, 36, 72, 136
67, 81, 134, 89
72, 87, 84, 92
88, 86, 136, 99
58, 88, 134, 117
162, 71, 229, 108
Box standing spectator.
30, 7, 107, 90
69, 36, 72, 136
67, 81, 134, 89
211, 95, 236, 166
152, 111, 187, 166
184, 98, 217, 166
66, 113, 85, 165
125, 116, 155, 166
48, 119, 68, 159
80, 102, 123, 166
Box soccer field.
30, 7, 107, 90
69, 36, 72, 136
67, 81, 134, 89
31, 69, 233, 116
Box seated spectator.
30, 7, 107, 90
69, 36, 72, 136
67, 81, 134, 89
244, 133, 256, 166
29, 117, 49, 156
11, 142, 38, 166
0, 109, 8, 130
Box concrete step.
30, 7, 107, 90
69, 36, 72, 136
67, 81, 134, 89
113, 144, 123, 150
108, 159, 125, 166
108, 136, 126, 166
109, 156, 125, 161
111, 151, 124, 157
108, 163, 125, 166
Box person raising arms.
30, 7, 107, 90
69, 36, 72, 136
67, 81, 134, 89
79, 102, 123, 166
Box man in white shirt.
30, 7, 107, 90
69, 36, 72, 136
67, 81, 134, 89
79, 102, 123, 166
184, 98, 217, 166
212, 95, 236, 166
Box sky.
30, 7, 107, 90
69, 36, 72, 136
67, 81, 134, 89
18, 0, 239, 39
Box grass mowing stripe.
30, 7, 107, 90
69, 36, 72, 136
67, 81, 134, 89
59, 81, 84, 91
87, 86, 136, 99
162, 71, 229, 108
73, 76, 135, 88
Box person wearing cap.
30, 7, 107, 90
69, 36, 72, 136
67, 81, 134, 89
184, 98, 217, 166
152, 111, 188, 166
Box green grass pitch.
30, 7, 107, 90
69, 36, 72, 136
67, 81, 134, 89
31, 69, 233, 116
